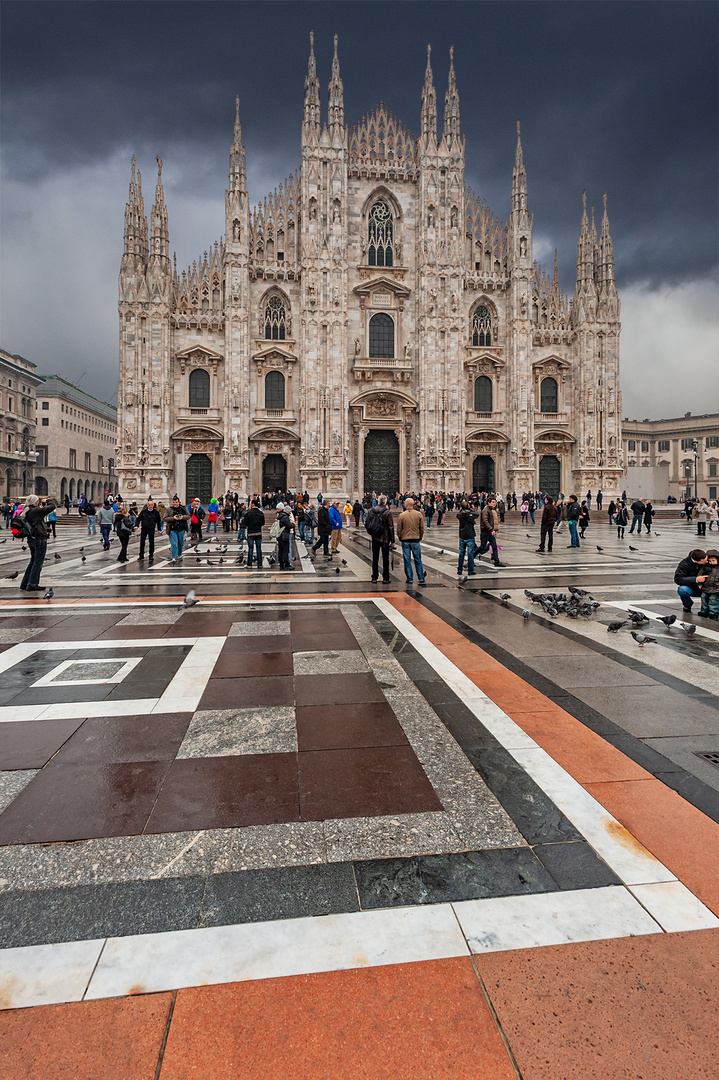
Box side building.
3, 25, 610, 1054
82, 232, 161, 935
621, 412, 719, 503
35, 376, 118, 503
0, 347, 40, 500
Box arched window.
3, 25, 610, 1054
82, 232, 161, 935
189, 368, 210, 408
474, 376, 493, 413
369, 313, 395, 359
540, 377, 558, 413
265, 371, 285, 410
471, 305, 492, 346
264, 296, 286, 340
368, 200, 394, 267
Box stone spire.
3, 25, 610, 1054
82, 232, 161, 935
511, 121, 528, 215
598, 192, 615, 287
149, 156, 169, 262
302, 30, 321, 141
420, 44, 437, 146
122, 156, 147, 262
229, 95, 246, 194
443, 45, 460, 145
575, 191, 593, 288
327, 33, 344, 133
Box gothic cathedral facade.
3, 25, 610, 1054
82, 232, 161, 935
117, 37, 622, 503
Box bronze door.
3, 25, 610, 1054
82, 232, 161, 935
262, 454, 287, 492
538, 455, 561, 496
363, 430, 400, 494
186, 453, 213, 503
472, 455, 495, 492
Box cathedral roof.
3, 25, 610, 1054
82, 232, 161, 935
348, 103, 418, 180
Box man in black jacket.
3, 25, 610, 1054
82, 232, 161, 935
136, 499, 162, 562
275, 504, 294, 570
312, 503, 332, 557
366, 495, 395, 583
20, 495, 57, 591
243, 500, 265, 568
674, 548, 708, 612
457, 501, 478, 576
629, 498, 645, 535
566, 495, 581, 548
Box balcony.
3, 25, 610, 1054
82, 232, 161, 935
352, 355, 413, 383
253, 409, 297, 424
536, 412, 569, 424
176, 406, 222, 424
467, 412, 503, 424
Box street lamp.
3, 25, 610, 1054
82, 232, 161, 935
14, 441, 38, 496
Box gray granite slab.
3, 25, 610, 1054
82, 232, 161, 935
0, 770, 38, 814
176, 706, 297, 757
215, 821, 327, 872
293, 649, 369, 676
200, 863, 359, 926
324, 811, 462, 863
117, 608, 182, 625
0, 627, 44, 644
229, 620, 291, 636
51, 660, 127, 682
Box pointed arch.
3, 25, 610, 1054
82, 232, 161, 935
469, 296, 499, 347
259, 285, 292, 339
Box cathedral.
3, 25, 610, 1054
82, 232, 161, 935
117, 35, 623, 504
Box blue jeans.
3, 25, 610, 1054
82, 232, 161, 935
247, 536, 262, 567
86, 515, 96, 534
206, 519, 217, 533
568, 520, 580, 547
237, 527, 246, 542
458, 537, 475, 574
21, 537, 47, 589
529, 511, 535, 524
678, 585, 701, 610
629, 513, 642, 533
477, 531, 499, 563
169, 529, 185, 558
401, 540, 425, 583
298, 522, 307, 542
100, 523, 112, 548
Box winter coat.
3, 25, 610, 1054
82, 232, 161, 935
674, 556, 706, 589
317, 505, 332, 537
458, 508, 479, 540
243, 507, 265, 536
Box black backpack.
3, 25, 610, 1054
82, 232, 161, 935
11, 514, 33, 541
365, 508, 385, 539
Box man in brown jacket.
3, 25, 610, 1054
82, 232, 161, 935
396, 497, 426, 585
477, 496, 505, 567
536, 495, 559, 554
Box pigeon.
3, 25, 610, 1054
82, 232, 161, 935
0, 538, 6, 543
180, 589, 198, 610
267, 553, 276, 566
654, 531, 660, 536
235, 553, 245, 565
680, 622, 697, 637
607, 620, 627, 632
459, 574, 468, 584
44, 588, 54, 599
308, 554, 316, 563
522, 609, 531, 619
597, 545, 604, 552
438, 549, 444, 555
568, 586, 589, 596
629, 546, 638, 552
335, 566, 341, 574
526, 533, 532, 538
54, 553, 62, 560
81, 556, 86, 562
657, 615, 676, 629
79, 547, 85, 553
4, 571, 18, 579
631, 631, 656, 646
22, 545, 27, 552
341, 559, 347, 566
500, 592, 511, 604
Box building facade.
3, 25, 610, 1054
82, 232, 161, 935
0, 348, 40, 500
35, 377, 117, 503
621, 413, 719, 503
117, 38, 623, 503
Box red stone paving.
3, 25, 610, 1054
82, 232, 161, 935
476, 929, 719, 1080
158, 958, 517, 1079
0, 992, 174, 1080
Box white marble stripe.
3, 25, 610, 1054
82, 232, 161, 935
628, 881, 719, 932
0, 939, 105, 1010
154, 636, 226, 713
374, 598, 677, 887
0, 597, 369, 612
38, 698, 162, 722
84, 904, 469, 1000
454, 886, 662, 953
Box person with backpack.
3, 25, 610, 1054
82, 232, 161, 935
365, 495, 395, 583
206, 498, 219, 534
457, 500, 479, 576
114, 507, 135, 563
273, 503, 295, 570
304, 502, 316, 546
189, 499, 205, 545
46, 504, 57, 540
97, 501, 115, 549
312, 502, 332, 557
19, 495, 57, 591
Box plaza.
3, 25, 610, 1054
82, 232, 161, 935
0, 509, 716, 1078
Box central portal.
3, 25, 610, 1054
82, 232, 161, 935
262, 454, 287, 493
472, 454, 495, 493
363, 430, 399, 495
186, 453, 213, 503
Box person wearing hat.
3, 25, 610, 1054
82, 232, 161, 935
189, 498, 205, 546
19, 494, 57, 591
275, 502, 295, 570
329, 499, 343, 555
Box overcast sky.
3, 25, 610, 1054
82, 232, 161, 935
1, 0, 717, 417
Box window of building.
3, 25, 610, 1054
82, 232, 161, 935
85, 453, 91, 471
368, 312, 395, 359
474, 375, 493, 413
658, 440, 670, 452
69, 449, 76, 469
641, 441, 649, 453
188, 368, 210, 408
42, 401, 49, 410
265, 371, 285, 410
8, 398, 12, 412
628, 440, 636, 451
6, 435, 11, 452
367, 200, 394, 267
709, 463, 717, 478
471, 305, 492, 347
540, 377, 558, 413
98, 456, 104, 472
707, 436, 719, 448
681, 438, 695, 450
41, 417, 49, 426
36, 447, 47, 468
264, 296, 287, 340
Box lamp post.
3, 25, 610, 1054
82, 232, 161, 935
14, 440, 38, 496
107, 458, 114, 500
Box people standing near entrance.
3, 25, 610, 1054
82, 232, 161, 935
352, 499, 363, 528
629, 498, 645, 534
366, 495, 395, 583
19, 495, 56, 591
520, 498, 529, 524
579, 499, 590, 539
477, 496, 505, 566
596, 490, 603, 511
457, 500, 479, 576
329, 500, 343, 555
189, 499, 205, 545
206, 498, 219, 534
275, 503, 294, 570
536, 496, 559, 553
396, 497, 426, 585
643, 499, 655, 534
164, 496, 190, 559
586, 490, 592, 510
312, 501, 332, 557
615, 501, 628, 539
244, 499, 265, 568
137, 499, 162, 562
566, 495, 581, 548
607, 498, 616, 526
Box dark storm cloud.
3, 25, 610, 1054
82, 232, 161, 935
1, 1, 717, 409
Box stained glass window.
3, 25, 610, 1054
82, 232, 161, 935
264, 296, 286, 340
471, 305, 492, 346
368, 201, 394, 267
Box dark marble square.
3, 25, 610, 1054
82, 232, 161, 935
604, 734, 681, 775
145, 753, 299, 832
95, 625, 170, 640
221, 635, 293, 654
294, 672, 385, 707
0, 717, 85, 770
354, 848, 557, 909
167, 614, 234, 637
296, 702, 408, 751
430, 701, 501, 750
298, 745, 442, 820
290, 633, 358, 652
0, 761, 172, 844
532, 841, 622, 890
0, 614, 74, 628
211, 651, 293, 680
198, 675, 294, 710
9, 683, 116, 707
233, 609, 289, 623
412, 679, 459, 707
199, 863, 359, 927
465, 747, 583, 845
50, 713, 191, 765
0, 876, 206, 948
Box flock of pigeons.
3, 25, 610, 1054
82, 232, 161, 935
606, 608, 696, 644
